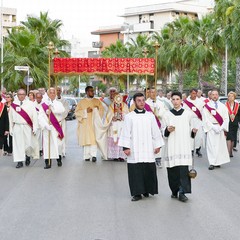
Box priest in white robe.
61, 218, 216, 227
9, 89, 38, 168
146, 88, 166, 168
118, 92, 164, 202
34, 92, 43, 157
202, 89, 230, 170
162, 91, 197, 202
183, 88, 205, 157
56, 86, 69, 158
38, 88, 65, 169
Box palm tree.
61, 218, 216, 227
189, 14, 217, 91
163, 17, 193, 92
2, 12, 69, 90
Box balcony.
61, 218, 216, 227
92, 41, 103, 48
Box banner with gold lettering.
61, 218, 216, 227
53, 58, 155, 76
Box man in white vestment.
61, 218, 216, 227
56, 86, 69, 157
9, 89, 38, 168
34, 92, 43, 156
75, 86, 104, 162
146, 88, 166, 167
118, 92, 164, 202
163, 91, 197, 202
202, 89, 230, 170
183, 88, 205, 157
38, 88, 65, 169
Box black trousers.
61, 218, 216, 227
127, 162, 158, 196
167, 166, 191, 195
3, 135, 12, 153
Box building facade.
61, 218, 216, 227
1, 7, 17, 37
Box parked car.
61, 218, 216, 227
65, 97, 77, 120
219, 96, 240, 104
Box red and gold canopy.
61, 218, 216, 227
53, 58, 155, 76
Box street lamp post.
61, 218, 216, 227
153, 41, 160, 101
142, 47, 149, 90
53, 48, 59, 88
46, 41, 54, 167
47, 41, 55, 88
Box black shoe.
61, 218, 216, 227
85, 159, 90, 161
196, 152, 202, 157
39, 150, 43, 156
171, 194, 178, 199
233, 148, 238, 152
92, 157, 97, 162
230, 154, 233, 157
131, 195, 142, 201
178, 193, 188, 202
16, 162, 23, 168
25, 156, 31, 166
191, 150, 194, 157
44, 159, 51, 169
215, 165, 221, 168
57, 156, 62, 167
143, 193, 149, 197
118, 158, 125, 162
208, 165, 214, 170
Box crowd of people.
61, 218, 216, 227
0, 86, 239, 203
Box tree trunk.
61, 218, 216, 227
162, 77, 167, 94
198, 68, 204, 91
220, 56, 226, 95
236, 57, 240, 95
178, 70, 184, 93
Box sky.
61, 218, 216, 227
5, 0, 212, 46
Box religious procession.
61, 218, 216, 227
0, 85, 239, 203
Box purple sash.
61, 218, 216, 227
11, 103, 33, 129
205, 103, 224, 126
42, 103, 64, 140
35, 107, 39, 112
144, 103, 161, 128
184, 99, 202, 120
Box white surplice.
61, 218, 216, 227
38, 99, 65, 159
202, 100, 230, 166
183, 97, 205, 150
56, 96, 69, 157
162, 109, 193, 168
9, 99, 38, 162
118, 110, 164, 163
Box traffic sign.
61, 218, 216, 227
14, 66, 29, 71
23, 76, 33, 86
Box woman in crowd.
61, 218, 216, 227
3, 93, 13, 156
0, 94, 9, 157
226, 91, 240, 157
28, 91, 35, 102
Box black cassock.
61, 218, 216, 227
0, 104, 9, 148
164, 108, 191, 195
124, 109, 158, 197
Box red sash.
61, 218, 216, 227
42, 103, 64, 140
184, 99, 202, 120
205, 103, 224, 126
0, 102, 4, 117
144, 103, 161, 128
226, 102, 239, 122
11, 103, 33, 129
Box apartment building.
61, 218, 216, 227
0, 7, 17, 37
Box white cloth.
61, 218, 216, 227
183, 97, 205, 150
202, 101, 230, 166
56, 96, 69, 156
38, 99, 65, 159
34, 101, 43, 152
162, 109, 193, 168
118, 111, 164, 163
83, 145, 97, 159
9, 99, 38, 162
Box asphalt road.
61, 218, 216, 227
0, 119, 240, 240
